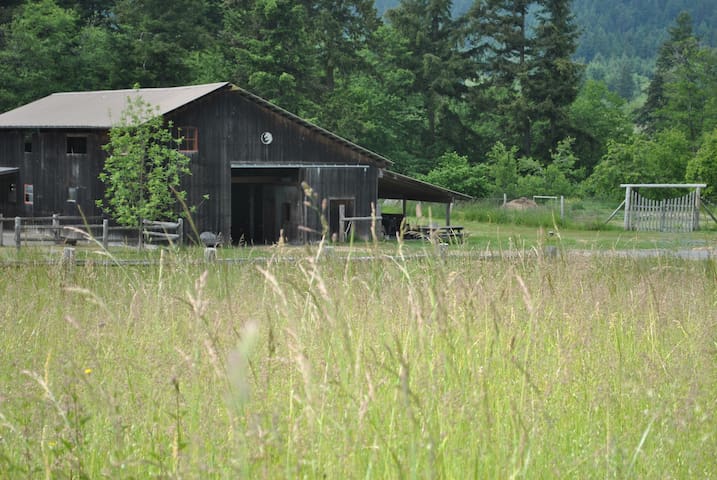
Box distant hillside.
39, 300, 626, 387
572, 0, 717, 61
375, 0, 717, 62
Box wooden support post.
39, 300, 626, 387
138, 219, 144, 250
0, 214, 4, 247
338, 204, 346, 243
14, 217, 21, 249
445, 202, 451, 226
372, 202, 379, 241
62, 247, 76, 265
695, 187, 702, 230
52, 213, 60, 242
560, 196, 565, 221
177, 218, 184, 246
102, 219, 109, 249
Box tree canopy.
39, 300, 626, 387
1, 1, 717, 200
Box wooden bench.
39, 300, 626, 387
142, 219, 183, 245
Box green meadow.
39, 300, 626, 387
1, 239, 715, 478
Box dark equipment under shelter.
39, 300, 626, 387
0, 82, 470, 244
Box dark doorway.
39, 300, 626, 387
231, 168, 300, 245
0, 172, 18, 217
328, 198, 354, 240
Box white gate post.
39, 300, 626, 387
624, 185, 632, 230
339, 204, 345, 242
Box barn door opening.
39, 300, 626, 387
328, 198, 354, 240
0, 170, 18, 217
231, 168, 300, 245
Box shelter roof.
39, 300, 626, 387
379, 170, 472, 203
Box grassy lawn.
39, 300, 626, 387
1, 198, 716, 264
0, 242, 715, 477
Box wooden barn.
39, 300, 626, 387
0, 82, 469, 244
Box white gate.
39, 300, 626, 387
622, 184, 706, 232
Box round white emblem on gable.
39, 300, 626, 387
260, 132, 274, 145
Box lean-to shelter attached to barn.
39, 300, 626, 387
0, 82, 470, 244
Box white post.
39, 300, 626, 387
624, 186, 632, 230
445, 202, 452, 226
339, 204, 346, 243
14, 216, 21, 249
52, 213, 60, 242
102, 219, 109, 249
560, 196, 565, 221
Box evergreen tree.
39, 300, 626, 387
112, 0, 214, 87
311, 0, 379, 93
636, 11, 695, 132
464, 0, 535, 156
466, 0, 581, 161
222, 0, 321, 115
323, 24, 427, 175
528, 0, 584, 161
658, 38, 717, 145
385, 0, 472, 170
0, 0, 81, 110
311, 0, 382, 131
569, 80, 632, 173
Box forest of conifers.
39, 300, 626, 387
1, 0, 716, 200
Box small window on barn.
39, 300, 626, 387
66, 136, 87, 154
24, 184, 34, 205
23, 133, 33, 153
177, 127, 198, 152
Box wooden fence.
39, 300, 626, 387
0, 214, 183, 249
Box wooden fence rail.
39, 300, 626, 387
0, 214, 184, 249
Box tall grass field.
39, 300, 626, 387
1, 247, 715, 478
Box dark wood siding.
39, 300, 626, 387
0, 129, 104, 217
166, 89, 383, 242
302, 166, 379, 240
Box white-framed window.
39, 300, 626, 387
23, 184, 34, 205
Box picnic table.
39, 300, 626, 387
416, 225, 465, 243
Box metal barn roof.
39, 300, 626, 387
0, 83, 230, 129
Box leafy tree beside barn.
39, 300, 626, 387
97, 94, 191, 233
